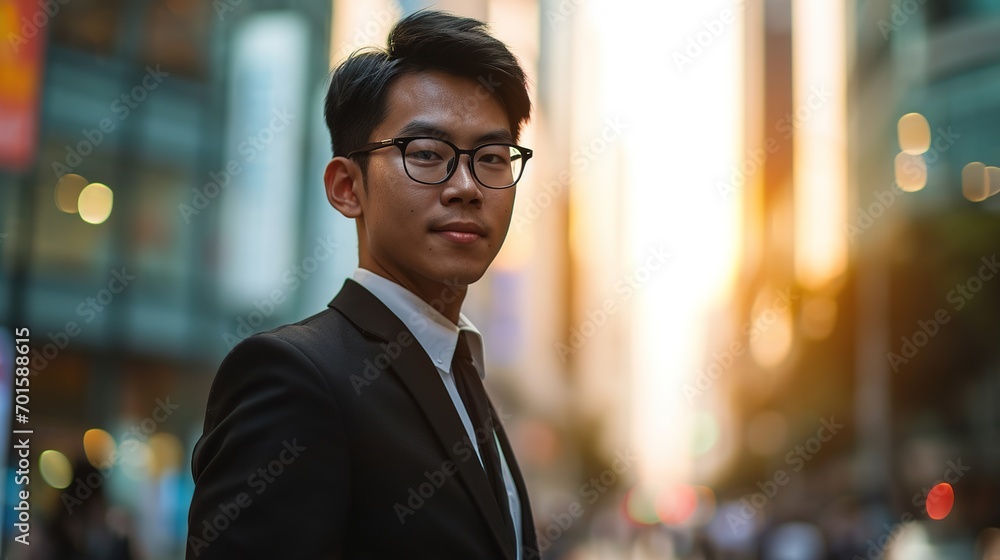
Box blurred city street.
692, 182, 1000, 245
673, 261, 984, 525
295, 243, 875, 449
2, 0, 1000, 557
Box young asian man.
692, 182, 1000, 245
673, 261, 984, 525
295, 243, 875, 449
187, 10, 540, 559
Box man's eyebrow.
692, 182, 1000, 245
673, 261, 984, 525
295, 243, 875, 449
395, 121, 514, 144
473, 129, 514, 144
396, 121, 449, 139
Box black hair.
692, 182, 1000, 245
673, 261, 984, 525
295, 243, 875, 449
323, 10, 532, 176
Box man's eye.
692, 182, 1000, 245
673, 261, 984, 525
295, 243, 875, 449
409, 150, 443, 162
477, 153, 509, 165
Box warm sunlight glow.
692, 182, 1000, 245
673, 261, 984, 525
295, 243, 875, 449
585, 0, 744, 490
329, 0, 400, 68
792, 0, 848, 291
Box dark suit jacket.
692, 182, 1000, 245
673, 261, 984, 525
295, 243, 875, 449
187, 278, 539, 559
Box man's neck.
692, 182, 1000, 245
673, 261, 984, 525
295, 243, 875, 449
359, 265, 467, 325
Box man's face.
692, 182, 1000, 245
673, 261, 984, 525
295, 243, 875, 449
353, 70, 517, 298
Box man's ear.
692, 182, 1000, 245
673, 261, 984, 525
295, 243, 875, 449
325, 156, 364, 218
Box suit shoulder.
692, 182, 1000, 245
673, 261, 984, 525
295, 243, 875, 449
222, 306, 372, 395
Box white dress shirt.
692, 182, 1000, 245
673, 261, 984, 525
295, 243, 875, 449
351, 268, 522, 558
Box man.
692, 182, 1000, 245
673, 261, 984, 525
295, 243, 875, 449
187, 10, 539, 559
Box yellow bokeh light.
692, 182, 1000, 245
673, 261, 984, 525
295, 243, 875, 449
962, 162, 988, 202
40, 450, 74, 489
78, 182, 114, 224
83, 428, 117, 469
897, 112, 931, 155
54, 173, 88, 213
894, 152, 927, 193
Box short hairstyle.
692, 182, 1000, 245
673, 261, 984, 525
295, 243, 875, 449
323, 10, 532, 175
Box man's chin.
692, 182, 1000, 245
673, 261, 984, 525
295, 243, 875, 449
429, 265, 488, 291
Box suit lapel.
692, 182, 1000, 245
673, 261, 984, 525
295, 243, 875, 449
330, 279, 517, 560
489, 398, 538, 556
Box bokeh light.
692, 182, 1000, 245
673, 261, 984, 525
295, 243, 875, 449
624, 485, 661, 526
749, 288, 795, 368
886, 522, 932, 559
894, 152, 927, 193
986, 166, 1000, 198
655, 483, 698, 525
83, 428, 117, 469
78, 182, 114, 224
962, 162, 989, 202
39, 449, 74, 489
926, 482, 954, 520
897, 112, 931, 155
54, 173, 88, 213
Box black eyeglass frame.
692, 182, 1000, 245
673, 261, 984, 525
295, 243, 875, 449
345, 136, 533, 189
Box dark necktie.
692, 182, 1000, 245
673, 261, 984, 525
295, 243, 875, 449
452, 329, 516, 551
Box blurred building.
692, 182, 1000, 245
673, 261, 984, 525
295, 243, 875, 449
1, 0, 334, 556
707, 0, 1000, 557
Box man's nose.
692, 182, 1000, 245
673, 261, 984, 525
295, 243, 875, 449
443, 155, 483, 201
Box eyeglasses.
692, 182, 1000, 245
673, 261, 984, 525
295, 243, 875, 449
346, 136, 532, 189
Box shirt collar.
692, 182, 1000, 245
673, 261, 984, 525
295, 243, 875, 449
351, 267, 486, 379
